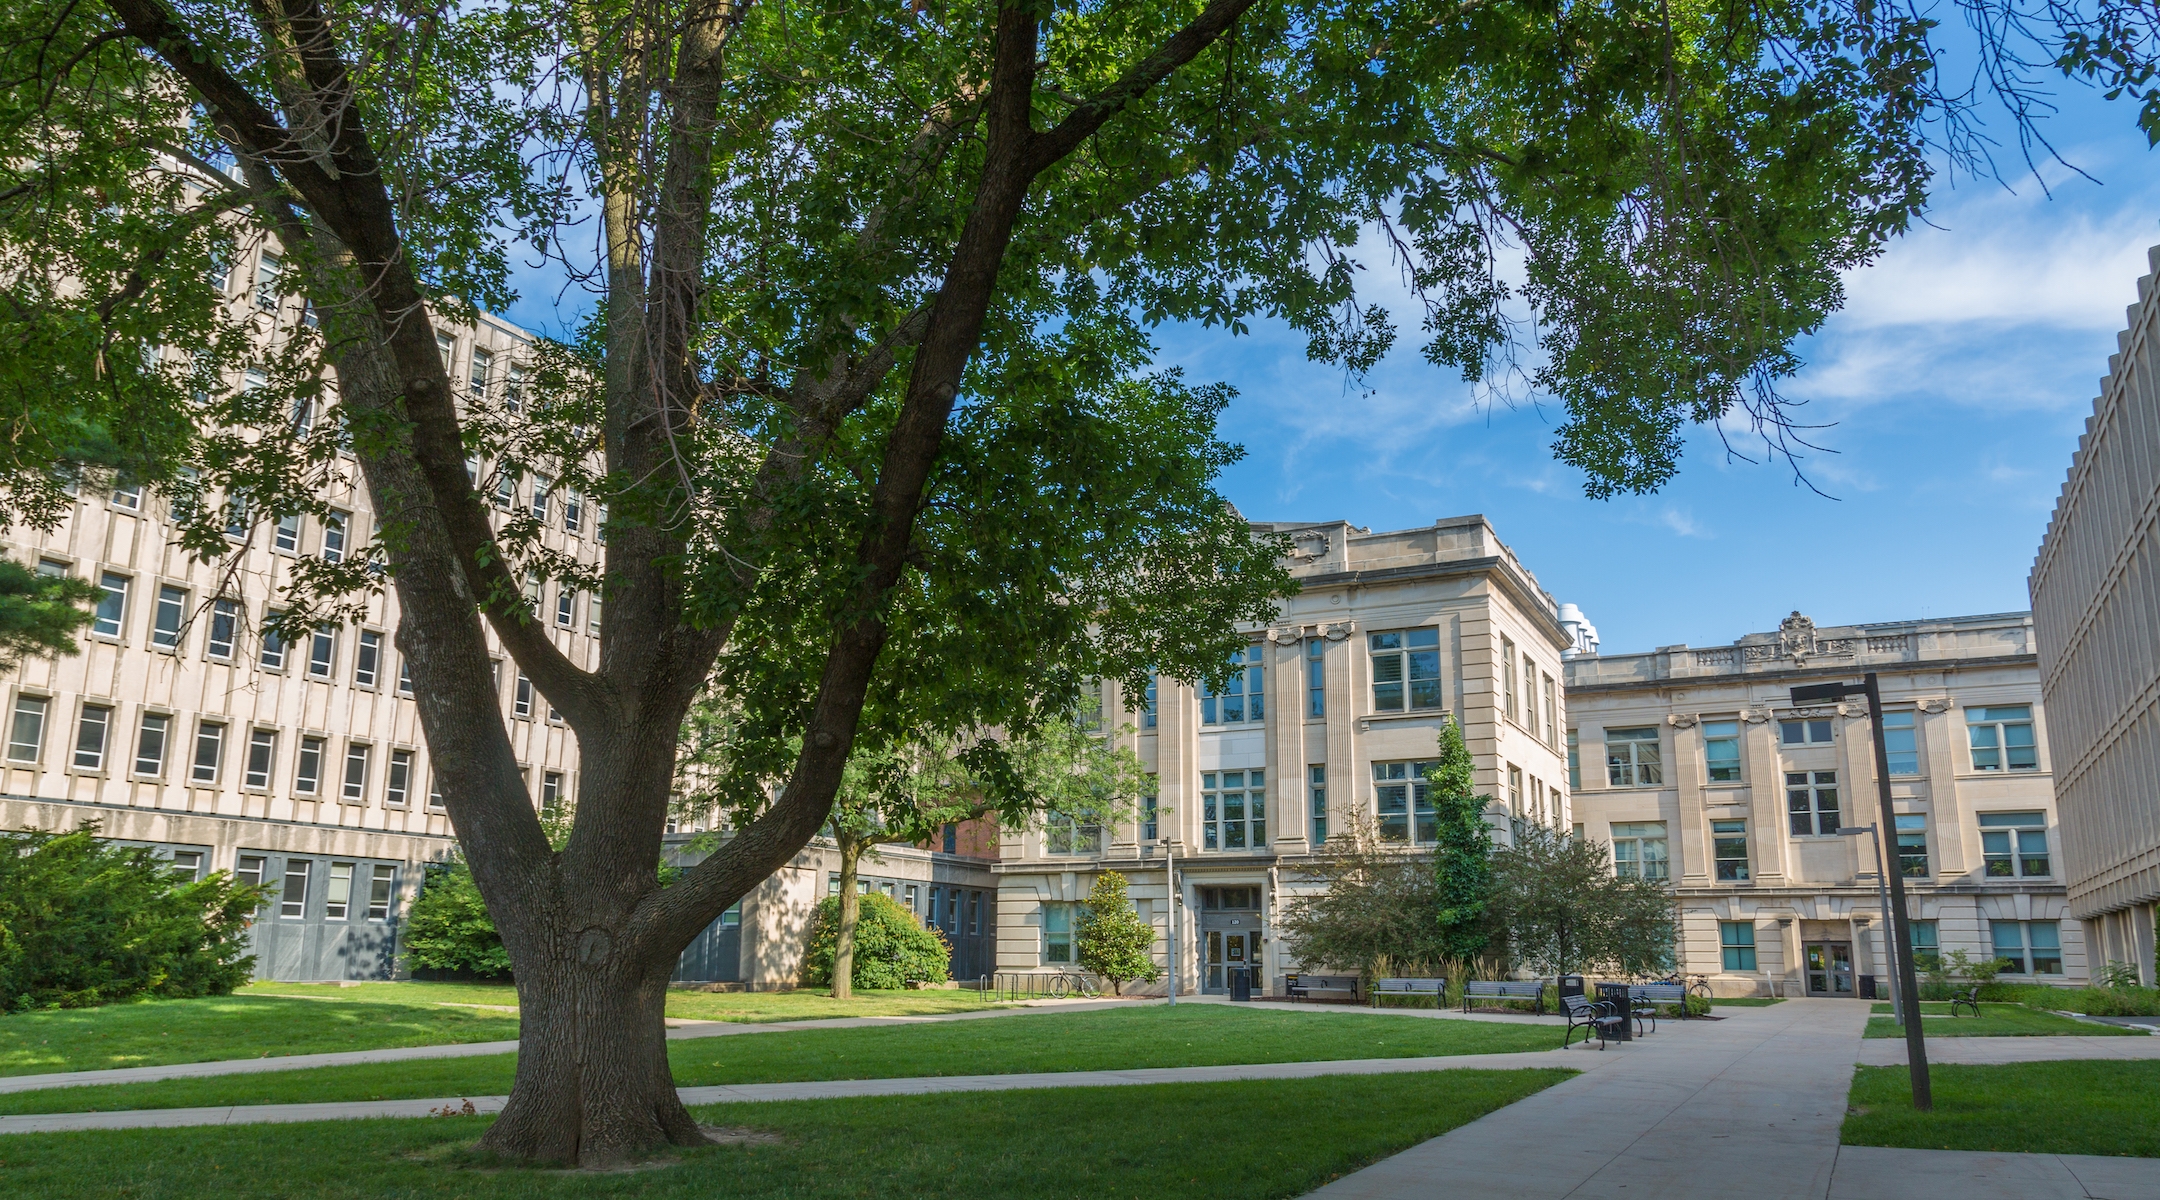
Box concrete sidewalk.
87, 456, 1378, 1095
0, 1043, 1617, 1135
0, 996, 1141, 1096
1854, 1034, 2160, 1066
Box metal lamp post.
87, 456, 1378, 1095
1792, 674, 1931, 1109
1837, 823, 1900, 1024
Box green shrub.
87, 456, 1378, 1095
0, 824, 261, 1010
2029, 986, 2160, 1017
800, 893, 950, 990
400, 860, 511, 978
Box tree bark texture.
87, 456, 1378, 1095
832, 830, 864, 1000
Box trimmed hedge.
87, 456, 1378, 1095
0, 824, 261, 1010
800, 893, 950, 990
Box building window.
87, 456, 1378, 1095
168, 850, 204, 880
280, 858, 311, 918
1200, 646, 1264, 725
1202, 770, 1265, 850
1542, 674, 1558, 746
73, 705, 111, 770
245, 729, 276, 789
1139, 674, 1157, 729
942, 822, 958, 854
1501, 636, 1519, 722
532, 477, 551, 523
190, 721, 225, 785
1078, 680, 1103, 733
555, 588, 575, 628
968, 891, 982, 936
495, 471, 516, 511
206, 599, 239, 660
523, 571, 542, 614
326, 862, 354, 920
1882, 710, 1920, 776
1307, 638, 1326, 717
93, 572, 128, 638
1979, 811, 2049, 877
1712, 819, 1749, 881
1992, 920, 2063, 975
1567, 729, 1580, 789
1703, 720, 1741, 783
1507, 763, 1523, 818
1606, 727, 1662, 787
428, 773, 444, 812
1908, 920, 1940, 971
322, 512, 348, 563
151, 585, 187, 649
349, 629, 381, 688
273, 512, 302, 553
564, 488, 582, 534
110, 481, 143, 511
469, 348, 491, 399
587, 596, 602, 636
1522, 653, 1538, 731
1372, 761, 1436, 844
1308, 766, 1327, 845
903, 884, 919, 913
398, 659, 414, 697
1894, 813, 1929, 876
8, 695, 47, 762
513, 672, 534, 718
1967, 705, 2038, 771
260, 611, 288, 670
1045, 811, 1103, 855
295, 735, 325, 796
254, 252, 281, 311
1780, 717, 1834, 745
1720, 922, 1758, 971
367, 864, 396, 920
133, 712, 170, 776
541, 770, 564, 817
1611, 821, 1669, 880
1786, 770, 1840, 835
342, 743, 371, 803
1369, 628, 1441, 712
386, 749, 413, 807
1136, 790, 1158, 844
1043, 902, 1074, 964
307, 627, 335, 679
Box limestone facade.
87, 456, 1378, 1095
2030, 245, 2160, 986
1565, 610, 2084, 997
991, 516, 1575, 995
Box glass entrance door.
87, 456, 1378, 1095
1205, 930, 1252, 992
1804, 941, 1855, 996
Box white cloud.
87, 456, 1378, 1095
1659, 507, 1710, 538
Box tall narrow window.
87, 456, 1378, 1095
523, 571, 542, 614
1720, 922, 1758, 970
207, 241, 231, 290
428, 773, 444, 812
354, 630, 381, 688
1308, 765, 1327, 844
1141, 791, 1159, 843
554, 587, 574, 628
1611, 822, 1669, 880
1306, 638, 1326, 717
943, 822, 958, 853
541, 770, 564, 817
325, 862, 354, 920
1200, 771, 1265, 849
468, 348, 492, 399
1881, 711, 1920, 775
1542, 674, 1558, 745
259, 611, 287, 670
280, 858, 311, 918
93, 572, 128, 637
342, 743, 371, 803
1703, 720, 1741, 782
273, 512, 302, 552
1606, 727, 1662, 787
531, 477, 551, 523
1372, 761, 1437, 844
190, 721, 224, 784
1501, 636, 1519, 722
1140, 675, 1157, 729
397, 659, 413, 697
206, 598, 239, 660
289, 394, 312, 436
254, 252, 281, 311
7, 695, 47, 762
513, 672, 534, 718
1567, 729, 1580, 789
133, 712, 169, 776
1907, 920, 1941, 970
1712, 819, 1750, 880
321, 512, 347, 563
505, 365, 524, 413
1894, 813, 1930, 876
587, 596, 602, 636
73, 706, 111, 770
1368, 628, 1441, 712
1967, 706, 2038, 771
306, 627, 336, 679
1043, 902, 1073, 964
295, 735, 325, 795
1786, 770, 1840, 835
367, 864, 396, 920
1199, 646, 1264, 725
1507, 763, 1523, 816
244, 729, 276, 789
1521, 652, 1536, 730
563, 488, 582, 534
495, 471, 516, 511
1979, 811, 2049, 877
385, 749, 413, 807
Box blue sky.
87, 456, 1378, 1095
499, 54, 2160, 660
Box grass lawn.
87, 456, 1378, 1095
0, 1069, 1573, 1199
0, 1003, 1569, 1116
1861, 1002, 2139, 1038
246, 980, 1006, 1023
1714, 997, 1785, 1007
1844, 1061, 2160, 1157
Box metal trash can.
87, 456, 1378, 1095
1229, 966, 1253, 1002
1595, 982, 1634, 1041
1556, 974, 1586, 1002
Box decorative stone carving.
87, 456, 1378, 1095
1741, 707, 1773, 724
1772, 610, 1856, 667
1268, 627, 1300, 645
1917, 696, 1952, 713
1322, 622, 1353, 641
1666, 713, 1699, 730
1289, 530, 1331, 561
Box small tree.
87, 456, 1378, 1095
1077, 871, 1159, 995
402, 861, 513, 979
1429, 717, 1494, 965
1488, 824, 1675, 979
800, 893, 951, 991
0, 558, 98, 672
1279, 818, 1453, 981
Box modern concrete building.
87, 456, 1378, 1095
991, 516, 1576, 995
1565, 610, 2085, 997
2030, 244, 2160, 986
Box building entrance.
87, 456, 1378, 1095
1804, 941, 1856, 996
1197, 886, 1262, 994
1206, 929, 1257, 992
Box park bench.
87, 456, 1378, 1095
1628, 982, 1691, 1033
1285, 973, 1361, 1004
1562, 993, 1628, 1050
1370, 977, 1447, 1008
1461, 980, 1545, 1014
1948, 985, 1982, 1018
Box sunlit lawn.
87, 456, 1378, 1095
1844, 1061, 2160, 1157
1862, 1001, 2139, 1038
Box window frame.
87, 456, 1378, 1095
1779, 718, 1835, 746
1200, 769, 1266, 850
341, 742, 372, 804
1372, 760, 1437, 845
306, 626, 336, 679
1044, 810, 1104, 856
1368, 627, 1441, 714
1786, 770, 1841, 836
1702, 719, 1742, 783
1882, 710, 1920, 776
244, 728, 276, 790
1041, 901, 1075, 964
1720, 921, 1758, 971
1610, 821, 1670, 881
189, 720, 225, 785
1199, 645, 1265, 726
151, 584, 188, 650
366, 864, 396, 920
92, 572, 129, 639
294, 734, 325, 796
1894, 813, 1929, 877
72, 704, 112, 771
1306, 637, 1325, 717
132, 710, 171, 778
1308, 765, 1326, 845
1605, 727, 1663, 788
205, 598, 240, 661
385, 748, 413, 808
1978, 811, 2050, 878
259, 609, 288, 671
7, 694, 48, 763
1966, 705, 2039, 772
279, 857, 311, 919
354, 629, 382, 688
1711, 818, 1749, 881
1991, 919, 2063, 975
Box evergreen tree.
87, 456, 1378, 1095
0, 558, 98, 672
1076, 871, 1159, 995
1430, 716, 1494, 965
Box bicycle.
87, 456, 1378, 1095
1051, 971, 1101, 999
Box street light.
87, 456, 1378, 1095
1836, 823, 1900, 1024
1158, 836, 1180, 1006
1792, 674, 1931, 1110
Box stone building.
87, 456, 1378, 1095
1565, 610, 2084, 997
991, 516, 1576, 995
2030, 245, 2160, 985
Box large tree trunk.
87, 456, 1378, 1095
832, 831, 863, 1000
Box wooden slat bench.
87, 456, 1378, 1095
1285, 973, 1361, 1004
1370, 977, 1447, 1008
1461, 980, 1545, 1014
